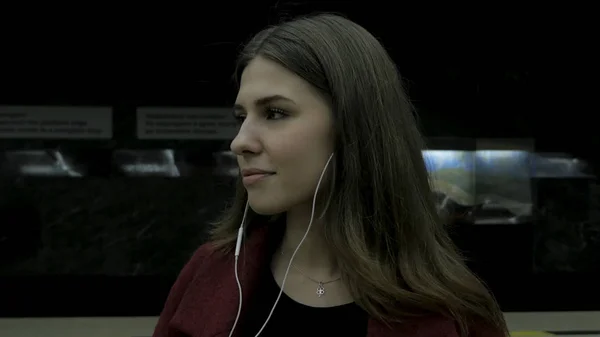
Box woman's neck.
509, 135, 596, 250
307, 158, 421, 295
278, 205, 339, 279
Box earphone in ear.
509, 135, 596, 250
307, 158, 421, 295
228, 152, 335, 337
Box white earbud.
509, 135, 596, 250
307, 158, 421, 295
229, 152, 334, 337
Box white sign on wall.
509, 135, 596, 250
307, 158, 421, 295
137, 107, 237, 140
0, 106, 113, 139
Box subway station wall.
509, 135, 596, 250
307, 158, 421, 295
0, 105, 598, 317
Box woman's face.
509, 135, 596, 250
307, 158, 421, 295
231, 56, 334, 215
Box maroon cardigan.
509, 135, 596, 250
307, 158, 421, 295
153, 224, 505, 337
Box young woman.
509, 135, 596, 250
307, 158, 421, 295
153, 13, 509, 337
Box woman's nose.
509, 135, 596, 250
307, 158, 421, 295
230, 120, 261, 155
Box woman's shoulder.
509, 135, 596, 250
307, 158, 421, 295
185, 241, 230, 271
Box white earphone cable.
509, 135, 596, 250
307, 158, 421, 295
229, 202, 250, 337
228, 153, 334, 337
252, 153, 333, 336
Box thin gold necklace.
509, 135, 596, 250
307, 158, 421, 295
280, 250, 341, 298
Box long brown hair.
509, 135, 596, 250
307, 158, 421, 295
211, 13, 508, 337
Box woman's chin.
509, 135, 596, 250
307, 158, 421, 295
248, 199, 287, 216
250, 205, 283, 216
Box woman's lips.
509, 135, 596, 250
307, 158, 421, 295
242, 173, 274, 186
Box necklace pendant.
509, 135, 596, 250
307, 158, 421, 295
316, 282, 325, 297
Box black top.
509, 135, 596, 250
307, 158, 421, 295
241, 266, 368, 337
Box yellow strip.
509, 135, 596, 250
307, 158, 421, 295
511, 332, 555, 336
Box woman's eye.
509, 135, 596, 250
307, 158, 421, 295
266, 108, 288, 120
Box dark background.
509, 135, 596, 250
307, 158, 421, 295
0, 1, 598, 317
